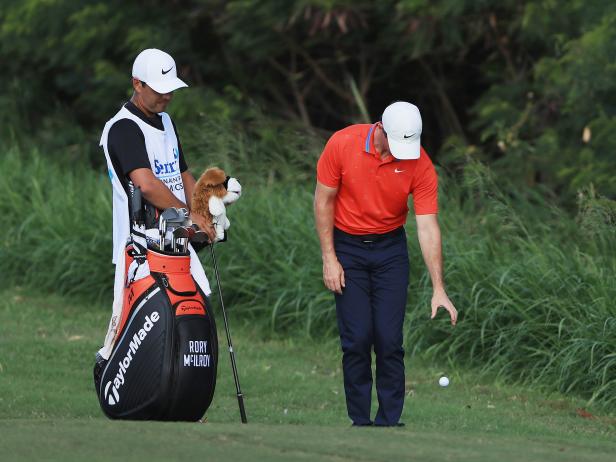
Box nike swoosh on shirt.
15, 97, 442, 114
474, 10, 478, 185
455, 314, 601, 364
394, 169, 405, 173
162, 66, 173, 75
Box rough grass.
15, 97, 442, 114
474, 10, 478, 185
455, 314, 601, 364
1, 147, 615, 410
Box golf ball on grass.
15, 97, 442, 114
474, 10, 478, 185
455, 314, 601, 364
439, 376, 449, 387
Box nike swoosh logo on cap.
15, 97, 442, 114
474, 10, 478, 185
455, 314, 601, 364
403, 134, 415, 139
162, 66, 173, 75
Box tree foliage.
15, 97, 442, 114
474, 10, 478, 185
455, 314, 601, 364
0, 0, 614, 199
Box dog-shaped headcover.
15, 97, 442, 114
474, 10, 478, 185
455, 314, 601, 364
191, 167, 241, 241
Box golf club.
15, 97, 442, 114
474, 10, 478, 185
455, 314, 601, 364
159, 208, 189, 251
159, 215, 167, 250
209, 242, 247, 424
128, 181, 144, 227
172, 226, 190, 253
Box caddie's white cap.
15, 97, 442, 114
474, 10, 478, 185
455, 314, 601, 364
382, 101, 422, 159
132, 49, 188, 94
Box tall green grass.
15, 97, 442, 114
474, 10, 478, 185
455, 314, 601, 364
0, 146, 114, 299
409, 161, 616, 408
1, 147, 615, 410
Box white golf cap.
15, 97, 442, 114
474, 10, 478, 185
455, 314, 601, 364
132, 48, 188, 94
382, 101, 422, 159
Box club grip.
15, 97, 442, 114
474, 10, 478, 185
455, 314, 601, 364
237, 393, 247, 423
130, 185, 144, 224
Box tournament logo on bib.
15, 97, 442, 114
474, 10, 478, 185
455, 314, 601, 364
154, 156, 183, 193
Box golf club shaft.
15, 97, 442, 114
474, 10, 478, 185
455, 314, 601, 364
209, 243, 247, 424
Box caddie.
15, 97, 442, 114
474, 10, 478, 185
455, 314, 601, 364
95, 48, 227, 366
314, 101, 458, 427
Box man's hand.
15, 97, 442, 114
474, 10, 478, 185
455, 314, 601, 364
431, 289, 458, 326
323, 256, 345, 294
190, 212, 217, 243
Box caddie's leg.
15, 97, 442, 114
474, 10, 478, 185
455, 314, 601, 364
334, 231, 374, 426
371, 231, 409, 426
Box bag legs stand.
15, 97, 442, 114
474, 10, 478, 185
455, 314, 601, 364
210, 243, 247, 424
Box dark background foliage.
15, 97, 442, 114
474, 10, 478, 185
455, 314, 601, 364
1, 0, 615, 201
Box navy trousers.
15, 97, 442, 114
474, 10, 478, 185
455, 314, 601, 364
333, 227, 409, 426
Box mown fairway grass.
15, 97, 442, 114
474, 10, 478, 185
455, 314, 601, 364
1, 289, 615, 462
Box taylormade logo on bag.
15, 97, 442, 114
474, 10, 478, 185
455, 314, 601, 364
104, 312, 160, 406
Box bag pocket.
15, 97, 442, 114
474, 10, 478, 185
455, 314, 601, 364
164, 305, 218, 421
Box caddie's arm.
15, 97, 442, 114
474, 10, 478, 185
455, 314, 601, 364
181, 171, 196, 210
415, 214, 458, 325
314, 182, 345, 294
130, 168, 216, 242
130, 168, 186, 209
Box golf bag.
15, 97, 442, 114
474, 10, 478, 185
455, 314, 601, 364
95, 241, 218, 421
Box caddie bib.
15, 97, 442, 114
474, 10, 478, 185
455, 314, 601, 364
100, 106, 185, 264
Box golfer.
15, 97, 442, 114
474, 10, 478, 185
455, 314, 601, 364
96, 48, 218, 364
314, 101, 457, 427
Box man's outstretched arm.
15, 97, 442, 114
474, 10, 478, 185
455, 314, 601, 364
415, 213, 458, 325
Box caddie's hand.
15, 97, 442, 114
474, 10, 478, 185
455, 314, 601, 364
190, 212, 217, 243
431, 289, 458, 326
323, 256, 345, 294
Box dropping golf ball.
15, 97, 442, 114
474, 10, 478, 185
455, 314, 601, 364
439, 376, 449, 387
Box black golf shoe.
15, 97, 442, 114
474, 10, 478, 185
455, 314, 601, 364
351, 421, 374, 427
374, 422, 405, 427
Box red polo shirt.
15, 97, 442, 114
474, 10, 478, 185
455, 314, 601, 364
316, 123, 438, 235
